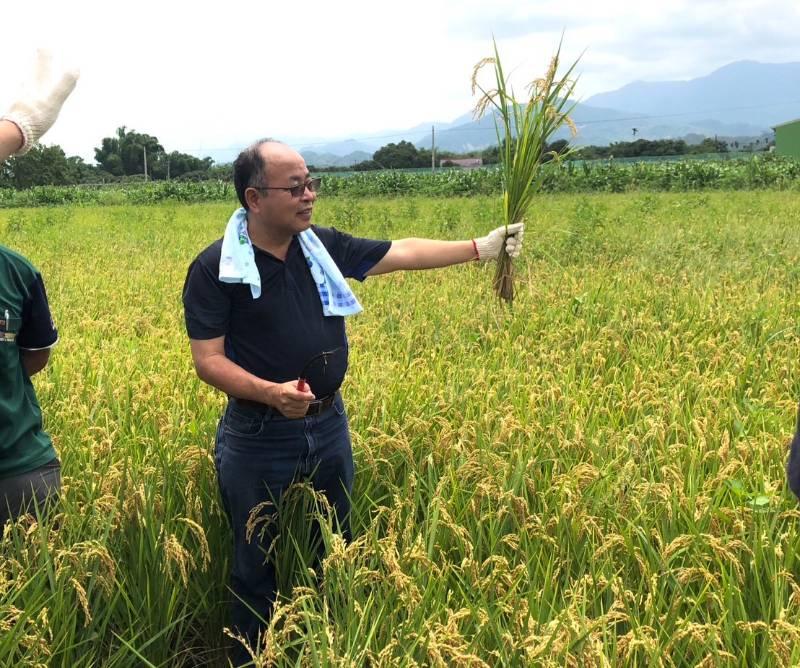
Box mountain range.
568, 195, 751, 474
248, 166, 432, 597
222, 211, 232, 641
298, 60, 798, 167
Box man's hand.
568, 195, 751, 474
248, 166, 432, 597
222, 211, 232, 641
2, 49, 79, 156
190, 337, 317, 418
473, 223, 524, 262
267, 380, 316, 419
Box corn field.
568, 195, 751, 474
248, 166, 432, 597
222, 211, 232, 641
2, 155, 800, 208
2, 191, 800, 666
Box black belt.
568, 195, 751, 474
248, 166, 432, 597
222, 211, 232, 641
231, 391, 339, 418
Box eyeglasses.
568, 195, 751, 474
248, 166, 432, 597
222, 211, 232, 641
252, 177, 321, 198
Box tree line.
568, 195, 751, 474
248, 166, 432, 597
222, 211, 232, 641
1, 131, 776, 190
306, 139, 571, 172
573, 137, 733, 160
307, 136, 764, 173
0, 127, 220, 189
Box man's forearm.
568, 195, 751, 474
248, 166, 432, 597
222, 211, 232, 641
0, 120, 24, 162
195, 352, 278, 404
190, 337, 315, 417
21, 349, 50, 377
394, 238, 476, 269
367, 238, 475, 275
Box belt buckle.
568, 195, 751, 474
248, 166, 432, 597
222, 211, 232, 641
304, 392, 335, 417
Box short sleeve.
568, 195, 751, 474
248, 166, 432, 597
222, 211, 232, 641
183, 256, 232, 339
315, 227, 391, 281
17, 274, 58, 350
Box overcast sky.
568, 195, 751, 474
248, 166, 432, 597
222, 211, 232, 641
0, 0, 797, 161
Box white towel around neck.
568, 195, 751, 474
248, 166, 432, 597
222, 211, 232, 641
219, 207, 362, 316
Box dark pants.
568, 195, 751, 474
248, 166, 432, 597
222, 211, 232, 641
214, 393, 354, 666
0, 457, 61, 527
787, 404, 800, 500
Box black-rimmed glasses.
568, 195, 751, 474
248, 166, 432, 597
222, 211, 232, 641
252, 177, 321, 198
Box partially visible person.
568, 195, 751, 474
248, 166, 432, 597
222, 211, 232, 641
0, 49, 78, 525
787, 405, 800, 500
0, 49, 78, 161
0, 119, 24, 159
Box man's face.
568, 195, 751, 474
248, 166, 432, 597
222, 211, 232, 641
250, 144, 316, 235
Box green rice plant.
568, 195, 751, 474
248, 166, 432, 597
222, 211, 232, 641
3, 192, 800, 665
471, 38, 579, 302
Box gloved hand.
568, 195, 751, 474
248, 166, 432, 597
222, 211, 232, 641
473, 222, 524, 262
2, 49, 79, 156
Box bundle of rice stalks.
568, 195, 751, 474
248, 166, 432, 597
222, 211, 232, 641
472, 39, 579, 303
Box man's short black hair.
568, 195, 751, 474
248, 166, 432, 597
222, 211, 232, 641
233, 138, 281, 209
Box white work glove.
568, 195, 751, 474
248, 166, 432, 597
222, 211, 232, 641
473, 222, 524, 262
2, 49, 79, 156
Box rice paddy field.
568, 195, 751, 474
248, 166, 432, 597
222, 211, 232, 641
2, 190, 800, 666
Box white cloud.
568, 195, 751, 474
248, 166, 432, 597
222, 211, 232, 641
0, 0, 796, 161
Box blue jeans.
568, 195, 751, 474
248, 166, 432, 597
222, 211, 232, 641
214, 393, 354, 666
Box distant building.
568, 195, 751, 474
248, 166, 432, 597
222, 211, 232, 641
773, 119, 800, 159
440, 157, 483, 169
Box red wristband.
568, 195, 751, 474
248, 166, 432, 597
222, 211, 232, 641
471, 238, 479, 260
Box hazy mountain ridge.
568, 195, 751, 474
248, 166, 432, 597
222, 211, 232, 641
295, 60, 797, 167
301, 149, 372, 168
584, 61, 800, 127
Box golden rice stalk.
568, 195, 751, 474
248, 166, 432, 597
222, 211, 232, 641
472, 38, 579, 304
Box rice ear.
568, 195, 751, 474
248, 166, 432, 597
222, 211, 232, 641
473, 38, 579, 304
473, 89, 500, 121
471, 57, 496, 96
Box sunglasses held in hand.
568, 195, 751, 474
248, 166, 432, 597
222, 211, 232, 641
296, 347, 343, 392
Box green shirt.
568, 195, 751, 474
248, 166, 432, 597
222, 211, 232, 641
0, 245, 58, 478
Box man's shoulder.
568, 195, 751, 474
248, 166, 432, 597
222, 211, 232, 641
191, 238, 224, 268
310, 225, 389, 254
0, 245, 38, 280
310, 225, 335, 241
311, 225, 364, 247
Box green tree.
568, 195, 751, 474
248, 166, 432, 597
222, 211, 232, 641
94, 127, 214, 180
0, 145, 75, 188
94, 127, 165, 177
94, 129, 122, 175
352, 160, 381, 171
156, 151, 213, 180
689, 138, 729, 154
373, 141, 423, 169
481, 144, 501, 164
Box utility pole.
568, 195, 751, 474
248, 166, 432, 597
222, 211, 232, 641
143, 146, 148, 182
431, 125, 435, 173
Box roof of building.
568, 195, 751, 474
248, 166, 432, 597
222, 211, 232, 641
773, 118, 800, 130
440, 158, 483, 166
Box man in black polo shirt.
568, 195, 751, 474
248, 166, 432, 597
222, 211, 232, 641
182, 139, 523, 663
0, 50, 78, 525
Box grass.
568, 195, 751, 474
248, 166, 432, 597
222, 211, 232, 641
1, 191, 800, 666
